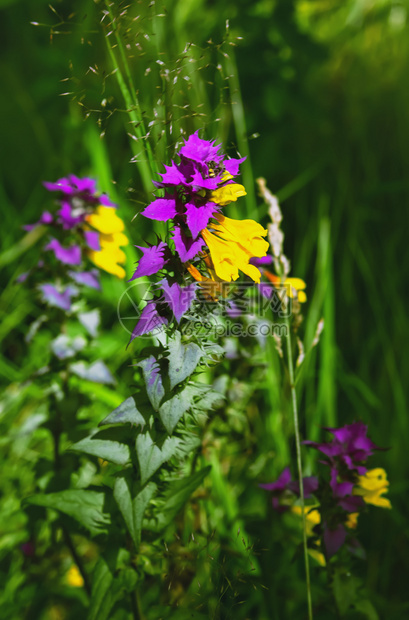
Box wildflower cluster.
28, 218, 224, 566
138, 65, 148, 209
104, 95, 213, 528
129, 131, 269, 339
261, 423, 391, 564
19, 176, 128, 380
22, 175, 128, 313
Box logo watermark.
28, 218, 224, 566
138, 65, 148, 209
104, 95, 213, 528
117, 282, 293, 338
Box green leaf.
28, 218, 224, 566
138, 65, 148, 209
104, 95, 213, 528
185, 384, 225, 413
354, 599, 379, 620
88, 558, 120, 620
159, 387, 194, 434
332, 567, 362, 616
70, 429, 131, 466
24, 490, 110, 537
137, 356, 165, 410
144, 466, 211, 532
167, 331, 203, 390
113, 477, 157, 547
99, 395, 148, 427
136, 433, 181, 485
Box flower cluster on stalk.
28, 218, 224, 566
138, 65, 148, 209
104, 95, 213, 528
260, 422, 391, 564
21, 175, 129, 311
129, 131, 270, 340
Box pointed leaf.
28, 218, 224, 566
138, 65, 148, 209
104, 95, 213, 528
159, 387, 194, 434
136, 433, 181, 485
168, 331, 203, 389
88, 558, 121, 620
137, 356, 165, 410
24, 490, 110, 537
70, 430, 130, 466
113, 477, 157, 547
99, 395, 148, 427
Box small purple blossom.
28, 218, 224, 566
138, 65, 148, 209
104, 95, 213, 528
84, 230, 101, 251
142, 195, 179, 221
23, 211, 53, 231
129, 242, 170, 281
172, 226, 205, 263
45, 239, 82, 266
43, 175, 116, 207
39, 284, 77, 311
323, 523, 346, 558
130, 301, 168, 341
160, 280, 197, 322
185, 201, 217, 239
179, 131, 223, 169
259, 467, 319, 513
68, 270, 101, 290
250, 256, 274, 267
304, 422, 379, 475
57, 202, 85, 230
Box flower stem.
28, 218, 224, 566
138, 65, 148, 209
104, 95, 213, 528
284, 314, 313, 620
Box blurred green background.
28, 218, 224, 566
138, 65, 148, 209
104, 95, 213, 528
1, 0, 409, 617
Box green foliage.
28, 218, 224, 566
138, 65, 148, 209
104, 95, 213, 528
70, 429, 131, 466
1, 0, 408, 618
113, 477, 157, 547
136, 433, 182, 485
24, 490, 111, 537
167, 331, 204, 390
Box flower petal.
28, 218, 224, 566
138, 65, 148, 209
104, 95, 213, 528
45, 239, 82, 265
172, 226, 205, 262
142, 195, 178, 221
185, 201, 217, 239
160, 280, 197, 322
129, 242, 169, 280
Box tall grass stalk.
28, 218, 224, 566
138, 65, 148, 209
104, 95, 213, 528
103, 3, 158, 193
284, 313, 313, 620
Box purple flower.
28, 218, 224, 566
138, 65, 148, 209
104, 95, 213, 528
172, 226, 205, 262
43, 175, 116, 207
323, 523, 346, 558
68, 270, 101, 290
329, 469, 364, 512
153, 161, 188, 188
57, 202, 86, 230
129, 301, 168, 341
39, 284, 77, 311
23, 211, 53, 231
185, 201, 217, 239
250, 256, 274, 267
129, 242, 170, 281
160, 280, 197, 322
44, 175, 97, 195
45, 239, 82, 266
179, 131, 224, 169
84, 230, 101, 251
304, 422, 379, 475
142, 195, 179, 221
224, 157, 246, 177
259, 467, 319, 512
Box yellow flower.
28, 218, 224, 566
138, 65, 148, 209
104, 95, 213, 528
86, 206, 125, 234
85, 206, 129, 279
201, 214, 269, 283
209, 183, 247, 206
264, 270, 307, 303
291, 505, 326, 566
353, 468, 392, 509
66, 565, 84, 587
291, 505, 321, 536
345, 512, 359, 529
